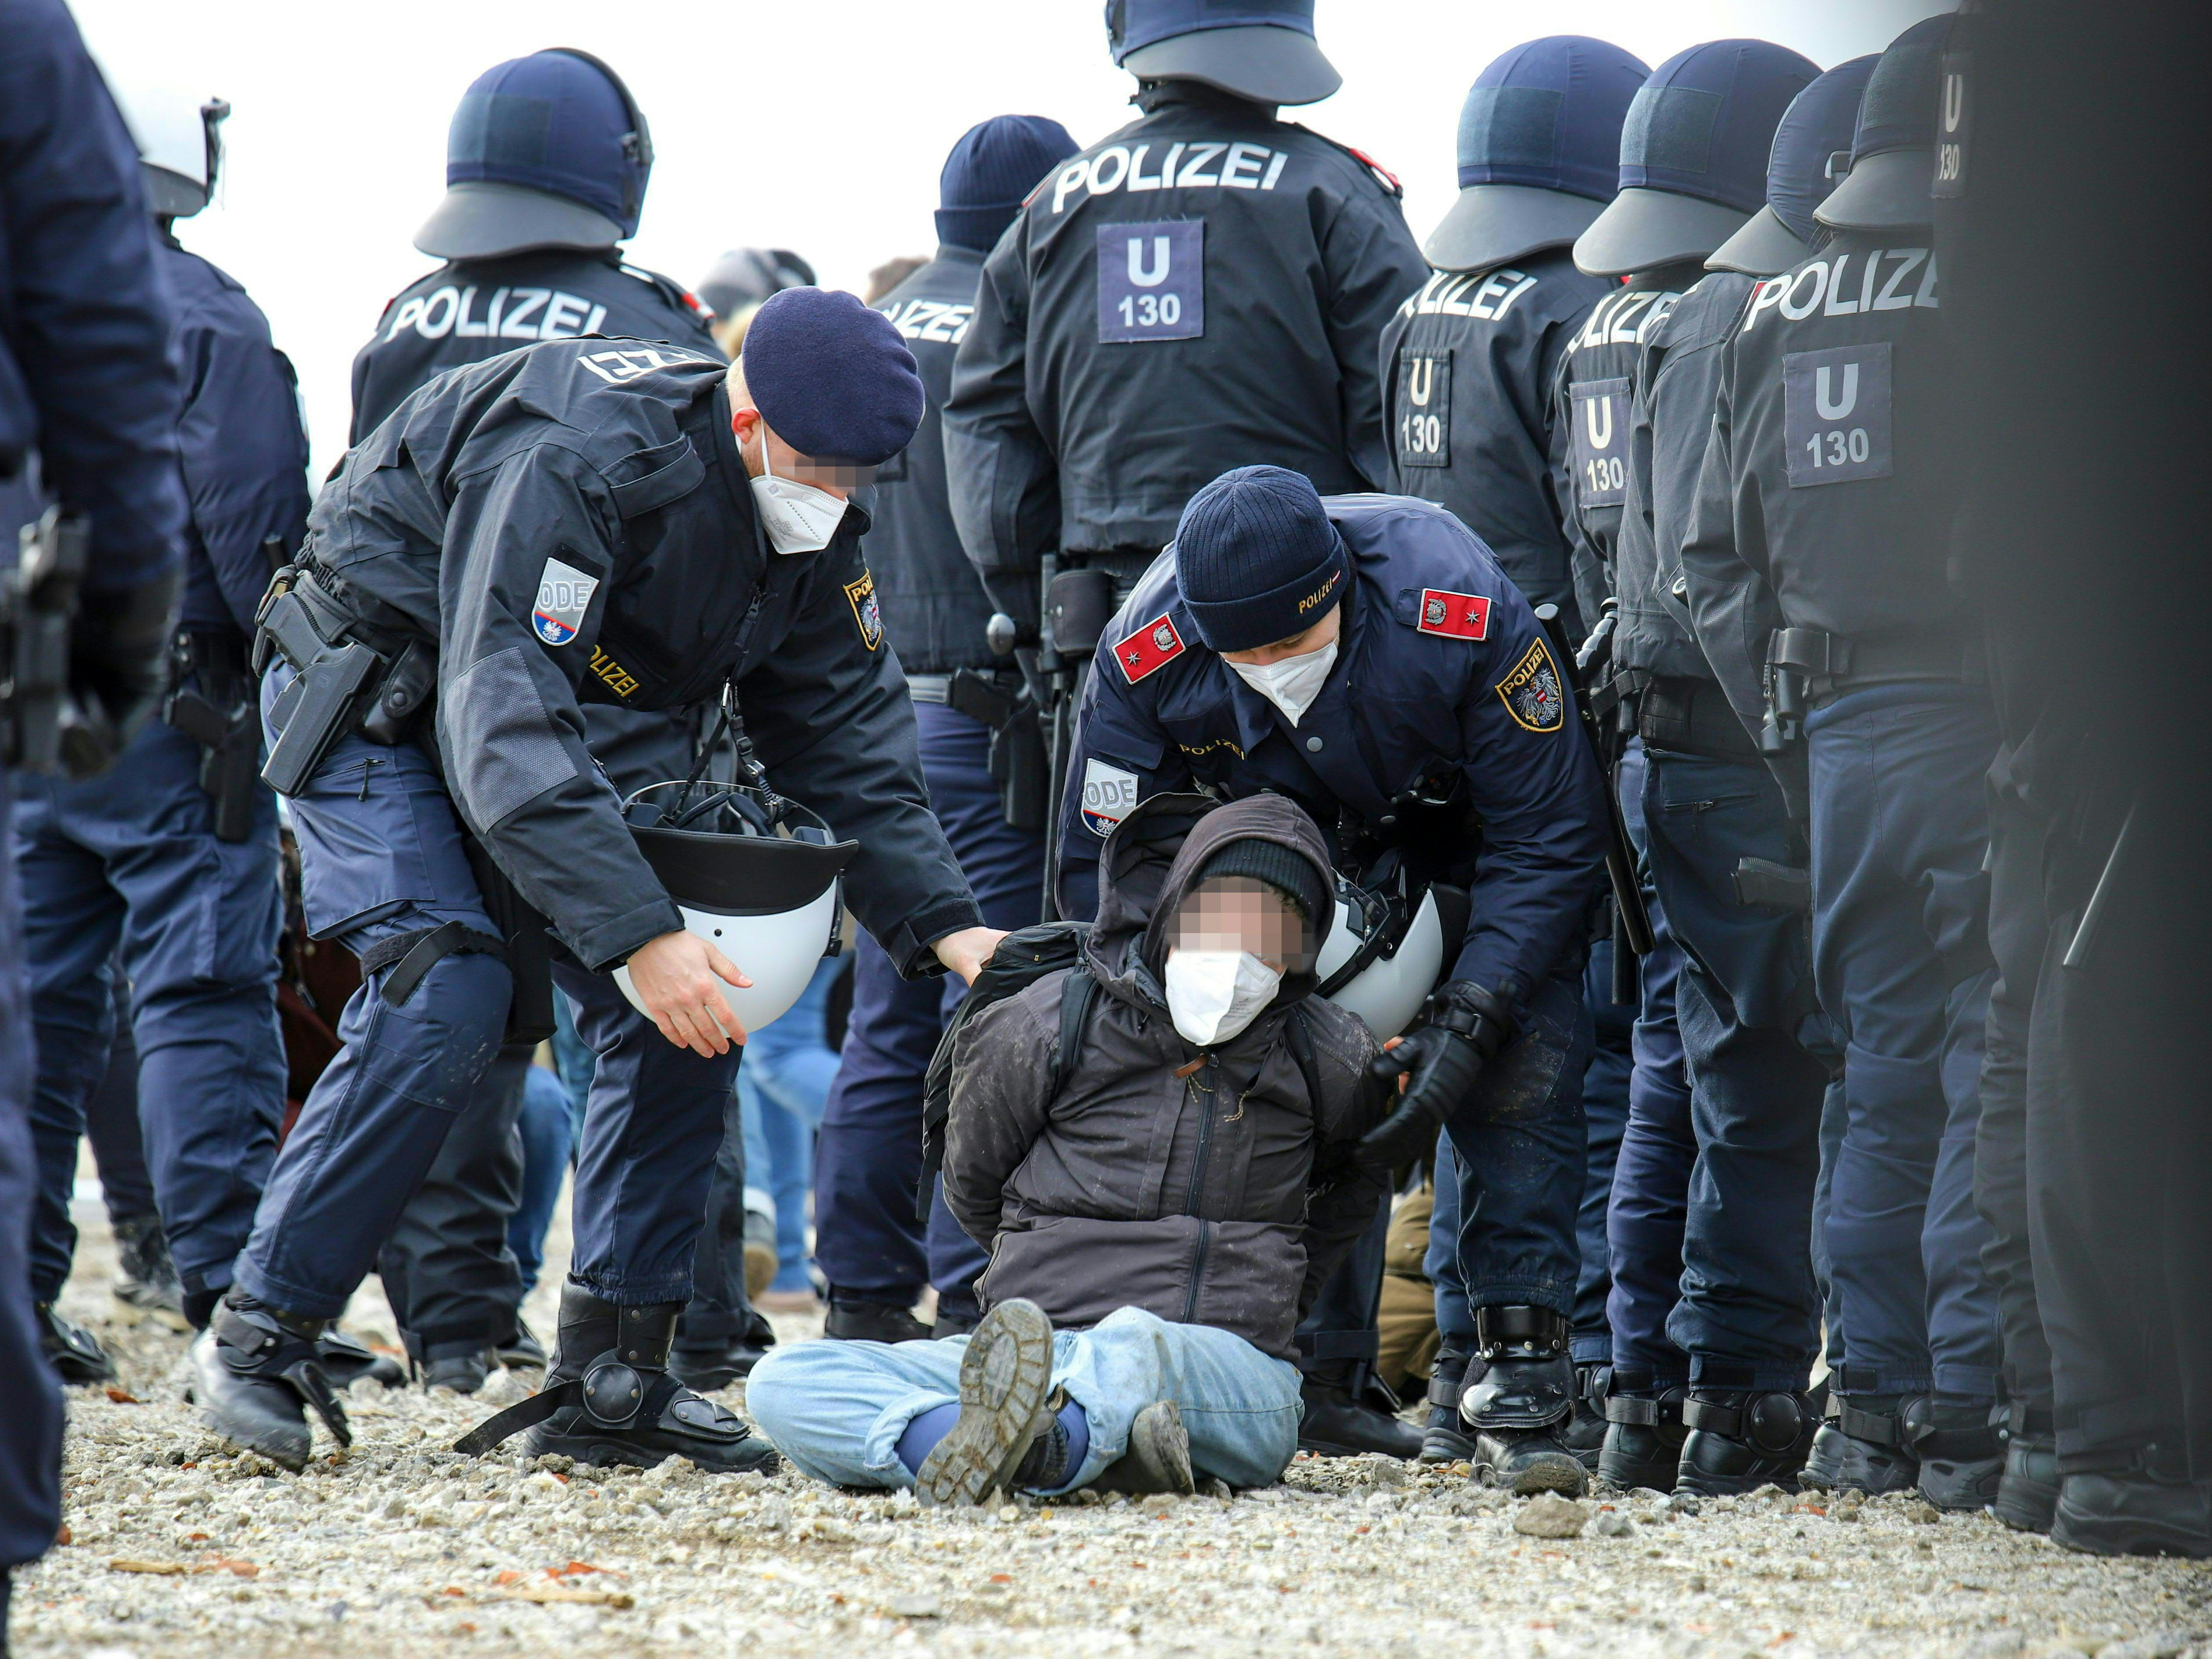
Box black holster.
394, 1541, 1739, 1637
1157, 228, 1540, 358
256, 567, 431, 797
948, 668, 1048, 832
463, 838, 556, 1047
163, 631, 259, 843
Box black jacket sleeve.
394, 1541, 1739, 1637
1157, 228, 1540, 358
1319, 188, 1430, 491
944, 234, 1057, 626
1679, 337, 1782, 747
1292, 999, 1391, 1316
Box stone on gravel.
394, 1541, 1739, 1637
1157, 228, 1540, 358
1512, 1493, 1589, 1538
1589, 1509, 1633, 1537
1905, 1498, 1944, 1524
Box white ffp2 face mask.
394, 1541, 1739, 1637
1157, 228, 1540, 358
1226, 637, 1338, 727
1165, 948, 1282, 1048
748, 430, 848, 555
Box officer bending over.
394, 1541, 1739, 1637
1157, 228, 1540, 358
191, 287, 1003, 1475
1058, 466, 1609, 1493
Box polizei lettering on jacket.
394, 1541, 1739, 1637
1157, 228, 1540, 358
1741, 248, 1941, 332
878, 296, 975, 345
1571, 285, 1683, 353
382, 284, 611, 344
1397, 268, 1540, 325
1050, 139, 1291, 213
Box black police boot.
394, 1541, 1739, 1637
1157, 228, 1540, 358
110, 1214, 188, 1331
1298, 1363, 1421, 1459
1799, 1394, 1922, 1496
452, 1282, 775, 1474
2051, 1445, 2212, 1558
823, 1291, 934, 1343
1676, 1388, 1813, 1496
35, 1302, 116, 1384
1598, 1385, 1686, 1493
1418, 1348, 1478, 1465
421, 1349, 497, 1394
187, 1296, 351, 1472
932, 1293, 983, 1340
916, 1299, 1057, 1506
1091, 1401, 1197, 1497
1993, 1400, 2060, 1535
669, 1319, 774, 1391
1914, 1397, 2004, 1513
1460, 1307, 1588, 1497
1564, 1363, 1610, 1472
498, 1316, 547, 1371
314, 1326, 404, 1390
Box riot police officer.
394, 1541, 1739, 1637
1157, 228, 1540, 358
812, 116, 1076, 1344
1376, 33, 1649, 1469
1, 0, 187, 1629
1058, 465, 1610, 1493
13, 78, 311, 1375
695, 247, 815, 358
347, 49, 774, 1393
1681, 16, 2006, 1510
1598, 58, 1876, 1495
187, 288, 1004, 1475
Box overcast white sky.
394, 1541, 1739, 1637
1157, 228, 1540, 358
72, 0, 1948, 481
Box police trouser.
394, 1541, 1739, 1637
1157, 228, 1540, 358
813, 700, 1043, 1310
1575, 931, 1635, 1373
1804, 683, 2002, 1401
13, 715, 285, 1318
1296, 1198, 1391, 1391
83, 980, 156, 1228
1640, 747, 1833, 1390
1603, 740, 1695, 1391
679, 1083, 771, 1351
0, 763, 65, 1570
1426, 959, 1591, 1345
1972, 759, 2055, 1417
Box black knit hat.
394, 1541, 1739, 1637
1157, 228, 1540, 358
1192, 836, 1330, 924
1172, 465, 1350, 652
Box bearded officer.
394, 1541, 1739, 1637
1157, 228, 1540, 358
812, 115, 1077, 1345
346, 48, 778, 1395
1596, 58, 1875, 1496
188, 287, 1005, 1474
1378, 35, 1648, 1466
1059, 465, 1609, 1493
1681, 17, 2005, 1512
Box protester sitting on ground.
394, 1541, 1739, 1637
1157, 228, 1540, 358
746, 792, 1391, 1501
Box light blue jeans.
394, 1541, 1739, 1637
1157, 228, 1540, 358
746, 1306, 1303, 1492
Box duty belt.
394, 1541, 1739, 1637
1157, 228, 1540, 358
1637, 675, 1761, 763
1763, 625, 1986, 751
906, 673, 952, 704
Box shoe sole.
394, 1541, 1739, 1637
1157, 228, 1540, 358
524, 1430, 781, 1476
2051, 1502, 2212, 1558
1599, 1459, 1681, 1494
744, 1243, 779, 1304
916, 1299, 1053, 1507
1993, 1479, 2059, 1535
1479, 1452, 1588, 1497
1420, 1426, 1478, 1465
1676, 1469, 1796, 1498
1114, 1401, 1195, 1496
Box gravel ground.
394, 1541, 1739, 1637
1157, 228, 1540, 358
13, 1178, 2210, 1659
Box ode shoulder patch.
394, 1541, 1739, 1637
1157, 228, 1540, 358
844, 570, 884, 650
1114, 613, 1186, 684
1081, 759, 1140, 837
1415, 588, 1491, 640
1494, 636, 1566, 732
532, 557, 598, 646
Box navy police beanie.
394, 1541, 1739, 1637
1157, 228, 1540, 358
1173, 466, 1350, 653
1769, 57, 1877, 243
1620, 39, 1820, 213
740, 288, 925, 467
1457, 36, 1650, 200
447, 50, 651, 238
938, 116, 1081, 254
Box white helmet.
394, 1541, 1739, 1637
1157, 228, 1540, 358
107, 75, 230, 218
613, 781, 856, 1035
1314, 869, 1468, 1041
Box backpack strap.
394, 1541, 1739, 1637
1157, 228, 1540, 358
1049, 963, 1099, 1101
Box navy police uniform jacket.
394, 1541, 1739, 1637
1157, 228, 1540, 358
1680, 231, 1955, 738
1057, 494, 1609, 1007
158, 239, 310, 636
303, 338, 979, 976
1611, 270, 1760, 686
945, 83, 1430, 615
867, 246, 1001, 673
1378, 249, 1615, 624
0, 0, 186, 588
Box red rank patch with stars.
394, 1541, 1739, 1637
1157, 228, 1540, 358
1416, 589, 1492, 640
1114, 613, 1186, 683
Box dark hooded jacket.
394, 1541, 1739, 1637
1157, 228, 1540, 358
943, 792, 1389, 1362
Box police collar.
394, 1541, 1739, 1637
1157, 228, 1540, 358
1132, 79, 1276, 121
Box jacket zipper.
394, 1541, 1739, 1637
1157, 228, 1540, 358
1181, 1056, 1219, 1323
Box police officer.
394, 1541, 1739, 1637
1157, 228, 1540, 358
187, 288, 1004, 1474
1, 0, 188, 1628
1059, 465, 1610, 1492
1595, 59, 1875, 1495
811, 116, 1076, 1344
347, 50, 773, 1393
13, 77, 313, 1379
1376, 34, 1648, 1468
695, 247, 815, 358
1681, 17, 2006, 1510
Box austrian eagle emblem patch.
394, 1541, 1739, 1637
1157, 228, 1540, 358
844, 571, 884, 651
1494, 637, 1566, 732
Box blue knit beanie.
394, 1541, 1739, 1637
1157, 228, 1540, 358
938, 116, 1080, 253
739, 287, 925, 466
1173, 466, 1349, 652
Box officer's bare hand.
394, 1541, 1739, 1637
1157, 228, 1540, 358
933, 926, 1010, 986
629, 931, 753, 1055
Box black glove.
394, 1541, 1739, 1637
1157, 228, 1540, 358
1356, 981, 1512, 1173
62, 570, 179, 778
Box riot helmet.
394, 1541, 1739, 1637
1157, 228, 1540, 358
1314, 863, 1470, 1042
1816, 15, 1953, 232
1423, 37, 1650, 275
1709, 56, 1879, 276
415, 49, 654, 260
1573, 39, 1819, 278
612, 781, 856, 1035
108, 76, 230, 219
1106, 0, 1340, 107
